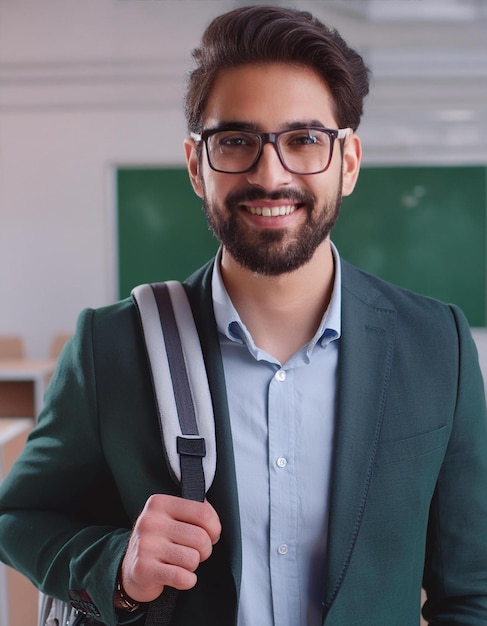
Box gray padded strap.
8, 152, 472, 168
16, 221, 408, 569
151, 282, 205, 502
131, 281, 216, 494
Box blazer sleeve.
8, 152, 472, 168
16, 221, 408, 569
0, 307, 142, 626
422, 305, 487, 623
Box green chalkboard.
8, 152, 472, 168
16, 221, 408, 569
333, 166, 486, 326
117, 168, 219, 298
117, 165, 486, 326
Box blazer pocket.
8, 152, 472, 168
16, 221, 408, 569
375, 424, 449, 466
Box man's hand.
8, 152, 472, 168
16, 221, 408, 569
120, 494, 222, 603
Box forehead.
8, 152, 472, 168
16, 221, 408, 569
203, 62, 338, 130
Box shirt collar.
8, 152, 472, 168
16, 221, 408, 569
211, 243, 342, 352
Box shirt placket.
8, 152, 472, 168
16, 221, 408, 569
268, 366, 300, 626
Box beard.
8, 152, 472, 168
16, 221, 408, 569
201, 178, 343, 276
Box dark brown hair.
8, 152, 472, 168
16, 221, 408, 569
185, 5, 370, 133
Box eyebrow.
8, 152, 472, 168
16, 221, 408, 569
206, 119, 329, 133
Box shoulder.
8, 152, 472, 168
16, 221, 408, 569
339, 259, 477, 367
75, 261, 215, 350
340, 260, 485, 403
341, 258, 463, 326
72, 298, 139, 350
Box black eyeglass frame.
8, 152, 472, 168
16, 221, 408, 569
190, 126, 352, 175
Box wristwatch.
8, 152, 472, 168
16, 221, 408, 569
114, 575, 141, 613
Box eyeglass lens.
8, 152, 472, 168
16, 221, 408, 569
206, 128, 334, 174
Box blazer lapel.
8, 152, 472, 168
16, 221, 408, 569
323, 262, 397, 615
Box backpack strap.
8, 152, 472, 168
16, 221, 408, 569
131, 281, 217, 501
131, 281, 217, 626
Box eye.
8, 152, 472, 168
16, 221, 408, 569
215, 132, 257, 149
286, 130, 324, 146
294, 134, 317, 145
221, 137, 249, 146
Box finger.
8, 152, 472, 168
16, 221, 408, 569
133, 504, 212, 562
165, 518, 215, 562
145, 495, 222, 546
161, 542, 202, 574
200, 499, 222, 545
122, 558, 198, 602
152, 562, 198, 592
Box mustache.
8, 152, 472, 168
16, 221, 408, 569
225, 187, 316, 208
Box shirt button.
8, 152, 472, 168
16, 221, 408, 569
278, 544, 288, 555
277, 457, 287, 468
275, 369, 286, 382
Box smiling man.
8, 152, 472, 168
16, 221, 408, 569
1, 5, 486, 626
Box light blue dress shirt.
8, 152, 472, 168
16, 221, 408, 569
211, 244, 342, 626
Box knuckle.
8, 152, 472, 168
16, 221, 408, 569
134, 513, 162, 539
185, 548, 201, 572
145, 493, 171, 512
199, 502, 221, 538
198, 502, 215, 526
135, 512, 153, 532
170, 518, 205, 546
199, 541, 213, 562
144, 493, 161, 510
187, 524, 209, 549
170, 567, 197, 591
168, 544, 200, 571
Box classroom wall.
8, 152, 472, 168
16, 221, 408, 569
0, 0, 486, 357
0, 0, 206, 356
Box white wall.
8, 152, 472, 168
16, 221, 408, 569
0, 0, 486, 356
472, 328, 487, 382
0, 0, 227, 356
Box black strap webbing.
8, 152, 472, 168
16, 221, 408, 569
151, 283, 200, 437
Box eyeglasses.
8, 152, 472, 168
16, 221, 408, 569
191, 126, 351, 175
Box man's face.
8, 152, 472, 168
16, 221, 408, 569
185, 62, 360, 276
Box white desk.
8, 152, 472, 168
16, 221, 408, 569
0, 418, 38, 626
0, 359, 57, 418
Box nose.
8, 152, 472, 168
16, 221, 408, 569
245, 142, 293, 190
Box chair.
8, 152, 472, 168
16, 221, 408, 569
49, 333, 73, 358
0, 336, 25, 359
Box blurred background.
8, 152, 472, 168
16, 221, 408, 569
0, 0, 486, 357
0, 2, 486, 624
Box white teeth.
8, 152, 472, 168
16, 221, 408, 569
247, 205, 296, 217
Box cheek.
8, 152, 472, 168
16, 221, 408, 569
311, 173, 339, 202
201, 170, 240, 206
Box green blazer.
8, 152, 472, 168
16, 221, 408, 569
0, 259, 486, 625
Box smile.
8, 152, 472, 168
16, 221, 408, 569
244, 205, 298, 217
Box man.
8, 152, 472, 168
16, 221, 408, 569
1, 5, 486, 626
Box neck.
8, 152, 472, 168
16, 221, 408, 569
220, 240, 335, 363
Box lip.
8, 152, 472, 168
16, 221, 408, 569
240, 199, 298, 207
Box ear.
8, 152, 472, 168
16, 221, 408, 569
341, 132, 362, 197
184, 137, 204, 199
